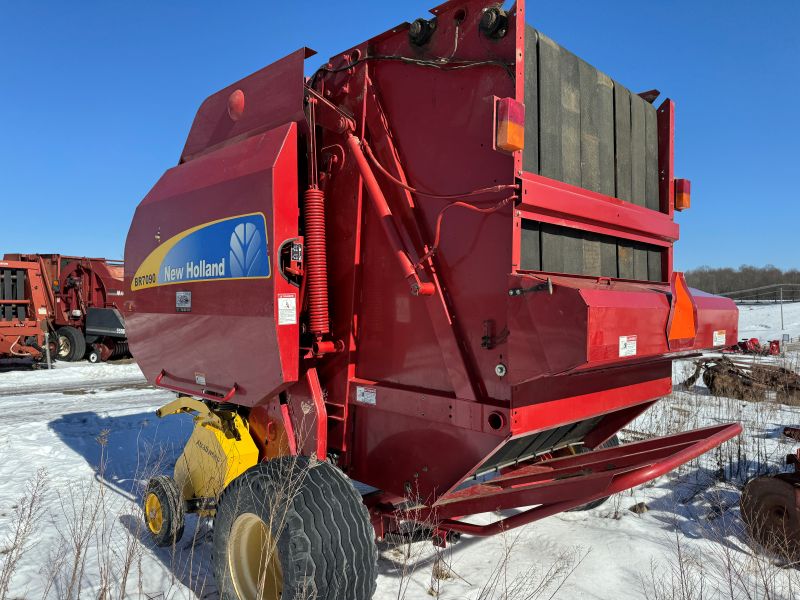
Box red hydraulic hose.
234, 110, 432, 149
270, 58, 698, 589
423, 196, 516, 264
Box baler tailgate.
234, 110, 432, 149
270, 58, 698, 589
426, 422, 741, 535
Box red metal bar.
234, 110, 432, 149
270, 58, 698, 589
490, 437, 699, 490
657, 98, 676, 278
306, 367, 328, 460
345, 134, 434, 296
154, 369, 238, 402
518, 173, 680, 243
408, 422, 741, 534
280, 402, 299, 456
657, 99, 675, 218
35, 255, 57, 318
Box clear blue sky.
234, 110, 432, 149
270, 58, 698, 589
2, 1, 798, 270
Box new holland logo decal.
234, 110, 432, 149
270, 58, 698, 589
131, 213, 271, 290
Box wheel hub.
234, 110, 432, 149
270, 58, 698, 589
228, 512, 283, 600
145, 492, 164, 534
57, 335, 70, 359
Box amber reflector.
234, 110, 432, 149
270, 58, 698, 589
675, 178, 691, 211
668, 272, 697, 341
496, 97, 525, 153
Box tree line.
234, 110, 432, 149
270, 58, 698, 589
685, 265, 800, 300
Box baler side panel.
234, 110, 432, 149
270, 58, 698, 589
125, 123, 299, 406
508, 273, 738, 386
350, 391, 506, 501
181, 48, 309, 162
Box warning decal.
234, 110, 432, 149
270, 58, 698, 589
713, 330, 726, 346
278, 293, 296, 325
619, 335, 638, 357
356, 386, 377, 405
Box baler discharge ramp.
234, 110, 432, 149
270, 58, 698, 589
125, 0, 741, 598
405, 423, 742, 536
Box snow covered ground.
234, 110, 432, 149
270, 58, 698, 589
738, 301, 800, 341
1, 304, 799, 599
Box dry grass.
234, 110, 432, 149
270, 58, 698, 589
0, 468, 47, 600
376, 494, 588, 600
634, 356, 800, 600
0, 425, 215, 599
640, 506, 800, 600
472, 533, 588, 600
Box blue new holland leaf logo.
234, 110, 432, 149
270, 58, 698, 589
131, 213, 270, 290
230, 222, 265, 277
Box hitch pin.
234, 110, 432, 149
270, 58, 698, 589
508, 277, 553, 297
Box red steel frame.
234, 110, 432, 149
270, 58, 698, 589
420, 423, 740, 535
126, 0, 740, 538
0, 259, 50, 360
4, 253, 126, 330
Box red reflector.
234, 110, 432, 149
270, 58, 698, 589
227, 89, 245, 121
675, 178, 691, 211
496, 97, 525, 153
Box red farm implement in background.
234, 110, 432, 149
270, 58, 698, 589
3, 253, 129, 362
741, 427, 800, 559
0, 258, 50, 362
125, 1, 741, 597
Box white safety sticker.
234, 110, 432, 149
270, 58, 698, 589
37, 307, 47, 315
176, 291, 191, 312
356, 386, 377, 406
195, 372, 206, 386
619, 335, 638, 357
713, 330, 726, 346
277, 293, 296, 325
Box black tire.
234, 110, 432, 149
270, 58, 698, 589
567, 434, 621, 512
143, 476, 185, 547
87, 348, 100, 363
56, 326, 86, 362
213, 456, 377, 600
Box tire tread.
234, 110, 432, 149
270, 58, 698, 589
213, 456, 377, 600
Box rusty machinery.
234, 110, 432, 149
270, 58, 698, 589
741, 427, 800, 560
0, 258, 50, 362
4, 254, 128, 362
684, 357, 800, 559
